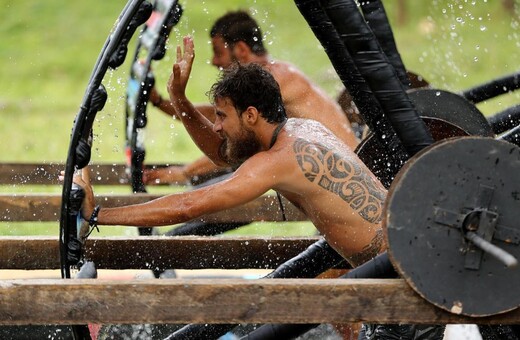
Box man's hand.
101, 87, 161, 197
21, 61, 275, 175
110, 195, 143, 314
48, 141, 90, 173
60, 168, 96, 219
167, 36, 195, 101
149, 87, 162, 106
143, 166, 190, 185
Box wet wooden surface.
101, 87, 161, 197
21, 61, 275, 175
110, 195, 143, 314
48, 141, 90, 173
0, 163, 133, 185
0, 236, 323, 270
0, 278, 518, 325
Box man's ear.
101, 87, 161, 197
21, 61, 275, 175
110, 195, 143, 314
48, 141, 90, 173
242, 106, 259, 126
233, 41, 251, 61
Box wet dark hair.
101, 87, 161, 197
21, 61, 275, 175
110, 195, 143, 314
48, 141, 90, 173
210, 10, 266, 55
208, 63, 287, 123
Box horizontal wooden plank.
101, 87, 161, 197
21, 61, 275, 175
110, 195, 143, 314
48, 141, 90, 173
0, 236, 321, 270
0, 194, 307, 222
0, 162, 228, 186
0, 163, 133, 186
0, 278, 518, 325
0, 193, 156, 222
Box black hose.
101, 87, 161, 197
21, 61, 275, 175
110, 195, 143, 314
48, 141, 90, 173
263, 238, 348, 279
462, 71, 520, 104
294, 0, 408, 164
162, 239, 348, 339
240, 253, 397, 340
359, 0, 410, 89
320, 0, 434, 156
488, 103, 520, 134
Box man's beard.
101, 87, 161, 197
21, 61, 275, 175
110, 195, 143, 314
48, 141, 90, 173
225, 126, 261, 167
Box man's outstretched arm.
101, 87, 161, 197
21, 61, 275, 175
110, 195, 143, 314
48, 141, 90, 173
73, 158, 275, 228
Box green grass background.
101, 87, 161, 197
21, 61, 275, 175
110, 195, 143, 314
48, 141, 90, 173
1, 0, 519, 236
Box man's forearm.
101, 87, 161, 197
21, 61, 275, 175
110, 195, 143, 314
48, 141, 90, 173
154, 97, 178, 118
172, 97, 227, 165
96, 195, 191, 227
184, 155, 228, 178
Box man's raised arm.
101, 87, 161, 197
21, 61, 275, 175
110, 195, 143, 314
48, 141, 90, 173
167, 36, 228, 166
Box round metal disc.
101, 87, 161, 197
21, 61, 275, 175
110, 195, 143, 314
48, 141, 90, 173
356, 88, 495, 188
407, 88, 495, 138
384, 137, 520, 316
356, 117, 469, 188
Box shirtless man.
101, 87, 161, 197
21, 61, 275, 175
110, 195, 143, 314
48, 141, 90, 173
145, 10, 358, 185
74, 36, 386, 268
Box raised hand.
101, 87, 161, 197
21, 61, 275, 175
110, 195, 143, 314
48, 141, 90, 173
167, 36, 195, 101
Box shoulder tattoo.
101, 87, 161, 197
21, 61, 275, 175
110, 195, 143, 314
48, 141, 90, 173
293, 138, 385, 224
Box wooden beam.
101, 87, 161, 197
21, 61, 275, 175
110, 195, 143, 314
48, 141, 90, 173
0, 236, 321, 270
0, 163, 194, 186
0, 162, 231, 186
0, 194, 157, 222
0, 278, 518, 325
0, 194, 307, 222
0, 163, 133, 186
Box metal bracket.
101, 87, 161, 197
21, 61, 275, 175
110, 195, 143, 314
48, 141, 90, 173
434, 184, 518, 269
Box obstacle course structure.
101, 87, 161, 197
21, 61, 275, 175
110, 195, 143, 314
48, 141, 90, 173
30, 0, 520, 339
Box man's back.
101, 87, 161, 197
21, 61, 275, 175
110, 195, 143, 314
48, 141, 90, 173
233, 117, 386, 266
264, 61, 360, 149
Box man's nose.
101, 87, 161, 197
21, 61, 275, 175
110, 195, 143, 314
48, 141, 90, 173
213, 120, 222, 133
211, 57, 219, 68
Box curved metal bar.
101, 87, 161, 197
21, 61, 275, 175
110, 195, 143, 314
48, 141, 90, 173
498, 124, 520, 147
59, 0, 150, 279
59, 2, 151, 338
125, 0, 182, 195
125, 0, 183, 240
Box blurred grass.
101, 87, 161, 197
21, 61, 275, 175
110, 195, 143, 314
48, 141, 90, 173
1, 0, 519, 236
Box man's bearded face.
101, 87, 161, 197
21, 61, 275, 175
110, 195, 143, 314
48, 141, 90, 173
224, 119, 261, 166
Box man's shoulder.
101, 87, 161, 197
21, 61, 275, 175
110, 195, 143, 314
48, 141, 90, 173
268, 60, 305, 78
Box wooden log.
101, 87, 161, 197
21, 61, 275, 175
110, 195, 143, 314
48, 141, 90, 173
0, 194, 307, 222
0, 278, 518, 325
0, 236, 321, 270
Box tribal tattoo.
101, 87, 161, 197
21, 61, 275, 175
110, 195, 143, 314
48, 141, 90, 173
293, 138, 385, 224
349, 229, 385, 265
